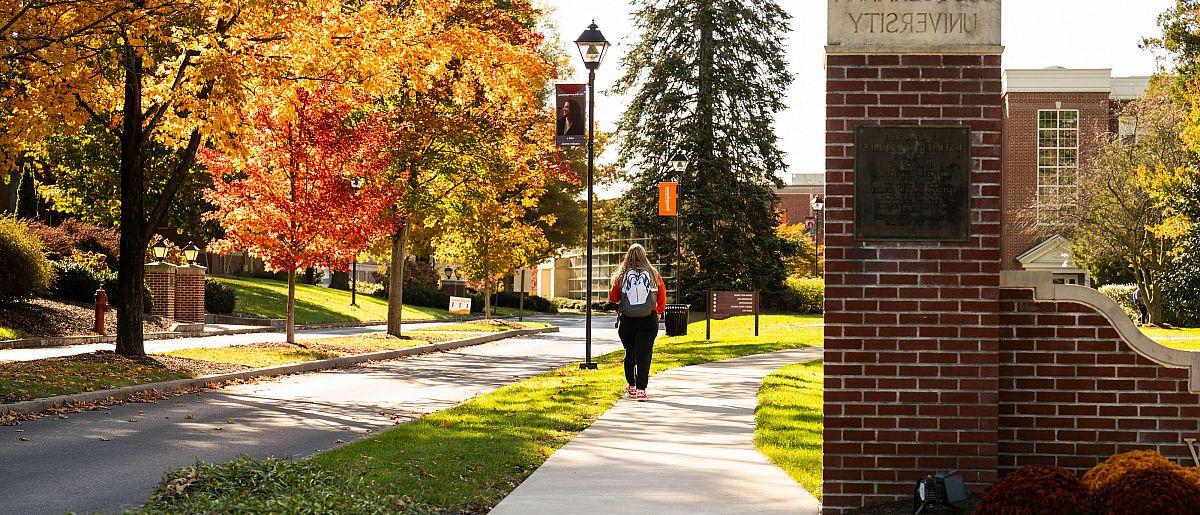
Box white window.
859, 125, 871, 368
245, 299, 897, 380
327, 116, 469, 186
1118, 116, 1137, 139
1037, 110, 1080, 224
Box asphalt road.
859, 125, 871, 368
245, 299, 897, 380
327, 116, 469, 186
0, 316, 619, 515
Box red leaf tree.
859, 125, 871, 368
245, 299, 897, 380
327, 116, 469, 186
202, 85, 399, 343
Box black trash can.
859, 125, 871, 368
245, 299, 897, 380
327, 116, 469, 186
664, 304, 690, 337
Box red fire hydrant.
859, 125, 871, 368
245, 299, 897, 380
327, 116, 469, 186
95, 288, 109, 335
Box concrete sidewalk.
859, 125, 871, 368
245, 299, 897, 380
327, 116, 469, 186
491, 347, 824, 515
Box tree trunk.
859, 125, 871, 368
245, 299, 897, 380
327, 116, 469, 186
115, 43, 147, 357
484, 277, 492, 320
387, 223, 409, 337
287, 269, 296, 344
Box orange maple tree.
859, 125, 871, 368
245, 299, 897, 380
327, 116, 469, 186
201, 85, 399, 344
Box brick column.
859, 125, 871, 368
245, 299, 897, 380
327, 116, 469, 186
145, 262, 176, 320
823, 53, 1005, 511
174, 265, 206, 324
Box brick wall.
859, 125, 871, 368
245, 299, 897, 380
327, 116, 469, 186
823, 53, 1004, 513
146, 265, 176, 320
1001, 92, 1110, 269
999, 288, 1200, 471
175, 267, 206, 323
778, 190, 817, 226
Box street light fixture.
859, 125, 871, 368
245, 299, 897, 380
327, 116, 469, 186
575, 20, 609, 371
181, 242, 201, 265
151, 238, 169, 263
669, 151, 688, 304
810, 195, 825, 274
444, 266, 454, 280
348, 177, 363, 307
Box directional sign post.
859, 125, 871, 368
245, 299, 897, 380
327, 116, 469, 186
513, 268, 533, 322
706, 291, 760, 340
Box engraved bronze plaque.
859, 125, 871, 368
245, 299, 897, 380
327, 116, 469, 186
854, 126, 971, 242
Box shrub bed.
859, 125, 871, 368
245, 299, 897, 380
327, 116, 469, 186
770, 277, 823, 314
975, 465, 1089, 515
204, 279, 237, 314
1092, 467, 1200, 515
1098, 284, 1139, 320
0, 217, 54, 301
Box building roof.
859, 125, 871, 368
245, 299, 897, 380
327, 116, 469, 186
1004, 67, 1150, 99
789, 173, 824, 187
1016, 235, 1087, 275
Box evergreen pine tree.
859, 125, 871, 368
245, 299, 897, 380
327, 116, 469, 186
612, 0, 794, 304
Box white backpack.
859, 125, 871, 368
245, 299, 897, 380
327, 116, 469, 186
620, 269, 657, 318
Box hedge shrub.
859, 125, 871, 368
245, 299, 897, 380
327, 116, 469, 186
1099, 284, 1139, 320
205, 279, 237, 315
0, 217, 54, 301
974, 465, 1089, 515
492, 291, 556, 313
50, 259, 115, 303
769, 277, 823, 314
1092, 467, 1200, 515
1083, 449, 1178, 493
24, 219, 119, 269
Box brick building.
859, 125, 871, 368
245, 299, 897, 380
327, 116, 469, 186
1002, 68, 1149, 285
777, 173, 825, 228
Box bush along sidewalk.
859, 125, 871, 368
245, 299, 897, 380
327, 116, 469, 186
138, 315, 822, 514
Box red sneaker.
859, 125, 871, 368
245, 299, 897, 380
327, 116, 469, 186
634, 389, 647, 401
626, 386, 637, 398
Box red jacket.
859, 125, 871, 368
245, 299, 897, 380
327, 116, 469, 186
609, 273, 667, 316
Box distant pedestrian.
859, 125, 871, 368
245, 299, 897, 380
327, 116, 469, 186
608, 244, 666, 401
1133, 287, 1148, 325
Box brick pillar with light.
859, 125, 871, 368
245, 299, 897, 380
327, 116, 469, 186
145, 262, 176, 320
823, 1, 1004, 512
174, 265, 206, 324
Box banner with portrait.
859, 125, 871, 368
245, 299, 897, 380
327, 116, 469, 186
555, 84, 588, 147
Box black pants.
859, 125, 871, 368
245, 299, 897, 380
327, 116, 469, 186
619, 314, 659, 390
1137, 302, 1148, 324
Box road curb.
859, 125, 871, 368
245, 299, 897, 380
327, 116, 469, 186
0, 326, 559, 418
0, 316, 517, 351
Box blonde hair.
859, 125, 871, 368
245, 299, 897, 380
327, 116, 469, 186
610, 243, 661, 287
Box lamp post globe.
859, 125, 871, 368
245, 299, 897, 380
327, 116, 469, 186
575, 21, 610, 70
670, 151, 689, 174
575, 20, 609, 371
181, 242, 201, 265
810, 194, 825, 214
151, 238, 169, 263
444, 266, 454, 280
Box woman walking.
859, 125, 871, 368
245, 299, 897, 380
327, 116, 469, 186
608, 244, 667, 401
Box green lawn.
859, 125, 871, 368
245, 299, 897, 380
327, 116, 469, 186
1141, 326, 1200, 351
0, 353, 192, 403
756, 360, 824, 500
0, 325, 25, 340
162, 346, 340, 369
140, 315, 823, 513
214, 276, 452, 324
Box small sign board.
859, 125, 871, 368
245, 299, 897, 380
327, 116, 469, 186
707, 291, 761, 339
555, 84, 588, 147
659, 182, 678, 217
514, 268, 533, 292
449, 296, 472, 315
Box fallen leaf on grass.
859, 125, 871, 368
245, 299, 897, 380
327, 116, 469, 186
335, 439, 345, 444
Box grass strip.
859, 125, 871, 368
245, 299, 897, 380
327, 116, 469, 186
755, 360, 824, 500
1141, 326, 1200, 351
0, 325, 26, 340
0, 353, 192, 403
141, 315, 823, 513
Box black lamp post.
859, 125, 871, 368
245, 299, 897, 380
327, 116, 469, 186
810, 194, 825, 273
669, 151, 689, 304
575, 20, 609, 371
350, 177, 364, 307
444, 266, 454, 280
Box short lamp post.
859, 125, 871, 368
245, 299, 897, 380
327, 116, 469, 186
575, 20, 610, 371
810, 195, 825, 274
152, 238, 170, 263
669, 151, 689, 305
444, 266, 454, 281
349, 177, 364, 307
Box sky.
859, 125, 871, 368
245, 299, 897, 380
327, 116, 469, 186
539, 0, 1173, 196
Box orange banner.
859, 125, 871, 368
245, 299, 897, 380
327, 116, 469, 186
659, 182, 678, 217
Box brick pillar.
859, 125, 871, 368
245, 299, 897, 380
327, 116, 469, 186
822, 53, 1005, 511
145, 262, 176, 320
174, 265, 206, 324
